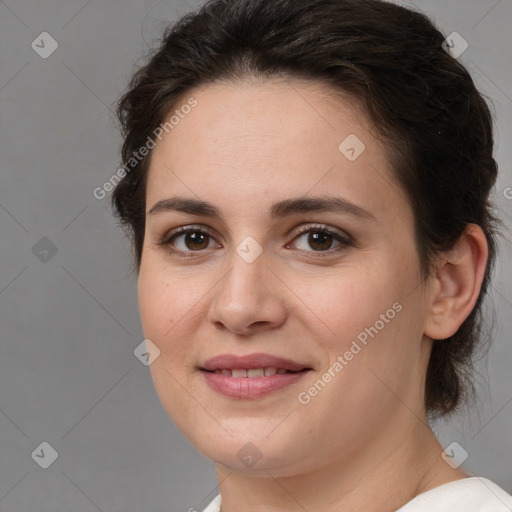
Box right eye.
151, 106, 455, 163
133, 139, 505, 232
157, 225, 221, 256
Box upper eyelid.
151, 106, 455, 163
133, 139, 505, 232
288, 223, 351, 241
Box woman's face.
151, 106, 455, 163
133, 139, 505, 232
138, 78, 434, 476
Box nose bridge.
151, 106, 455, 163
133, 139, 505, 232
220, 239, 268, 306
209, 239, 286, 333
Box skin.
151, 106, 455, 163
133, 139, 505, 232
137, 77, 488, 512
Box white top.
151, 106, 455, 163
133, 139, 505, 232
201, 477, 512, 512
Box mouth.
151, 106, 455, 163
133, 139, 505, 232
199, 353, 313, 399
205, 367, 306, 377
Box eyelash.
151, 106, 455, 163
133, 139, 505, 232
156, 223, 354, 258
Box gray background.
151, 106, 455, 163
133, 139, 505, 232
0, 0, 511, 511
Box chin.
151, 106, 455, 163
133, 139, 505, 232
188, 423, 310, 475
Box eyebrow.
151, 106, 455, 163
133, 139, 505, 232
147, 195, 375, 222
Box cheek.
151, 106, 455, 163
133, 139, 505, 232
138, 265, 168, 338
292, 264, 398, 346
137, 259, 242, 385
137, 263, 199, 358
138, 265, 202, 417
296, 257, 421, 389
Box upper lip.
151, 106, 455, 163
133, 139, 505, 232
200, 353, 311, 372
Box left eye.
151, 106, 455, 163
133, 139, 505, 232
288, 226, 352, 253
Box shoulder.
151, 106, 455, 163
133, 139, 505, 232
200, 479, 512, 512
396, 477, 512, 511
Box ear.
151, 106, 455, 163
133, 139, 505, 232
424, 224, 489, 340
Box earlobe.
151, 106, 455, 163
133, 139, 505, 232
424, 224, 489, 340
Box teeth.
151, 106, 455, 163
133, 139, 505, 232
212, 367, 287, 377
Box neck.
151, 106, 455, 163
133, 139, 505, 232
215, 412, 467, 512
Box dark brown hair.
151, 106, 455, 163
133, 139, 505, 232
111, 0, 501, 418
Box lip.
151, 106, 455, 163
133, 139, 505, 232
200, 352, 310, 372
199, 352, 312, 399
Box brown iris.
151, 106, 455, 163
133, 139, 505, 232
307, 231, 333, 251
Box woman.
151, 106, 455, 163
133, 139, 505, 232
111, 0, 512, 510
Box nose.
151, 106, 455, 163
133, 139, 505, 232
207, 245, 288, 336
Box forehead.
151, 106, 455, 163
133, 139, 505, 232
145, 78, 407, 223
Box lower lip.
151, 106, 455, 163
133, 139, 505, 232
201, 370, 310, 399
